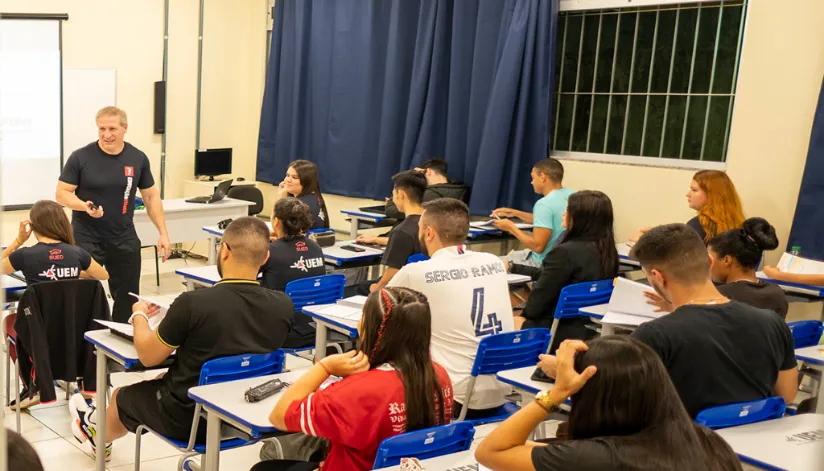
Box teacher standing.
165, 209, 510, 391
56, 107, 171, 322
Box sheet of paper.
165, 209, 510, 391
95, 319, 134, 336
336, 295, 368, 309
616, 242, 631, 258
607, 277, 662, 319
601, 311, 655, 327
469, 220, 532, 229
777, 253, 824, 275
506, 274, 531, 284
314, 304, 363, 321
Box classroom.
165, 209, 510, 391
1, 0, 824, 470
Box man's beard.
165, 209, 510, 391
217, 254, 224, 278
418, 233, 429, 257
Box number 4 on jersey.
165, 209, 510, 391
471, 287, 503, 337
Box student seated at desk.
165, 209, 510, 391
492, 158, 573, 268
384, 159, 470, 220
261, 198, 326, 348
475, 338, 742, 471
571, 223, 796, 419
68, 217, 294, 461
630, 170, 745, 244
647, 218, 788, 319
259, 287, 454, 471
511, 191, 618, 349
388, 198, 514, 420
2, 200, 109, 285
277, 160, 330, 230
352, 170, 425, 294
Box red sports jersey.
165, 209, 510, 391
284, 363, 454, 471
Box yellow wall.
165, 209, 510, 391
3, 0, 268, 201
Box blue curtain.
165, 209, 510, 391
788, 77, 824, 260
257, 0, 558, 215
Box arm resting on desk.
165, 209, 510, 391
763, 266, 824, 287
475, 402, 546, 471
132, 316, 175, 367
270, 363, 330, 431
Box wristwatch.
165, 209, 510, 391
534, 389, 561, 413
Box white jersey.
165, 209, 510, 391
389, 245, 514, 409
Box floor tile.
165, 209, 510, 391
28, 403, 74, 437
69, 428, 182, 468
31, 438, 97, 471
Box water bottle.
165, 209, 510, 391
790, 246, 801, 256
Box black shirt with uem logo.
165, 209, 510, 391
8, 242, 92, 286
59, 141, 155, 242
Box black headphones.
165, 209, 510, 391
217, 218, 233, 230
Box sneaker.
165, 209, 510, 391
9, 388, 40, 410
69, 393, 111, 461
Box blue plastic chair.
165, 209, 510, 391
788, 320, 824, 348
407, 253, 429, 264
549, 279, 614, 341
457, 328, 551, 424
285, 273, 346, 311
372, 422, 475, 469
134, 351, 286, 471
695, 397, 786, 430
284, 274, 348, 358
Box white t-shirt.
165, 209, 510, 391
389, 245, 514, 409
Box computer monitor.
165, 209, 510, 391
194, 148, 232, 180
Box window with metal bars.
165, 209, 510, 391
551, 1, 747, 164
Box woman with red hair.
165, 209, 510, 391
631, 170, 745, 244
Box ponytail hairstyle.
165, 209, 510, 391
708, 217, 778, 270
692, 170, 745, 241
273, 198, 313, 240
358, 287, 446, 432
30, 200, 75, 245
288, 160, 329, 229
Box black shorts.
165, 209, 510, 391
116, 379, 206, 443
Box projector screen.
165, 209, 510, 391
0, 19, 62, 208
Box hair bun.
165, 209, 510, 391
741, 217, 779, 251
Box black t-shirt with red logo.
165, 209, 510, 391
7, 242, 92, 286
59, 141, 155, 242
259, 236, 326, 291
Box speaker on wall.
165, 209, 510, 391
153, 81, 166, 134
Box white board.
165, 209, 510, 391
63, 69, 117, 163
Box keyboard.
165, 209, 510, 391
185, 196, 212, 204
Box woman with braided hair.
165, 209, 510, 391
259, 287, 454, 471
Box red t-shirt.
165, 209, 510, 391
284, 363, 454, 471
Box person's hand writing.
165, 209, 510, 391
320, 351, 370, 377
491, 208, 513, 218
356, 235, 377, 244
85, 201, 104, 219
643, 291, 673, 312
537, 354, 558, 379
492, 219, 516, 233
549, 340, 597, 403
132, 300, 163, 319
16, 220, 32, 245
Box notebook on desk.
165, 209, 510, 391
358, 205, 387, 215
8, 271, 25, 283
601, 277, 665, 327
95, 293, 170, 341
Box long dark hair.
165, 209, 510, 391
30, 200, 75, 245
273, 198, 313, 240
569, 337, 741, 471
358, 287, 446, 431
562, 191, 619, 277
708, 217, 778, 270
289, 160, 329, 228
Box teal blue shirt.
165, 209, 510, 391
529, 187, 574, 263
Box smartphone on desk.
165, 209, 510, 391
341, 245, 366, 253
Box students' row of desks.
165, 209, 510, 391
83, 327, 824, 471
